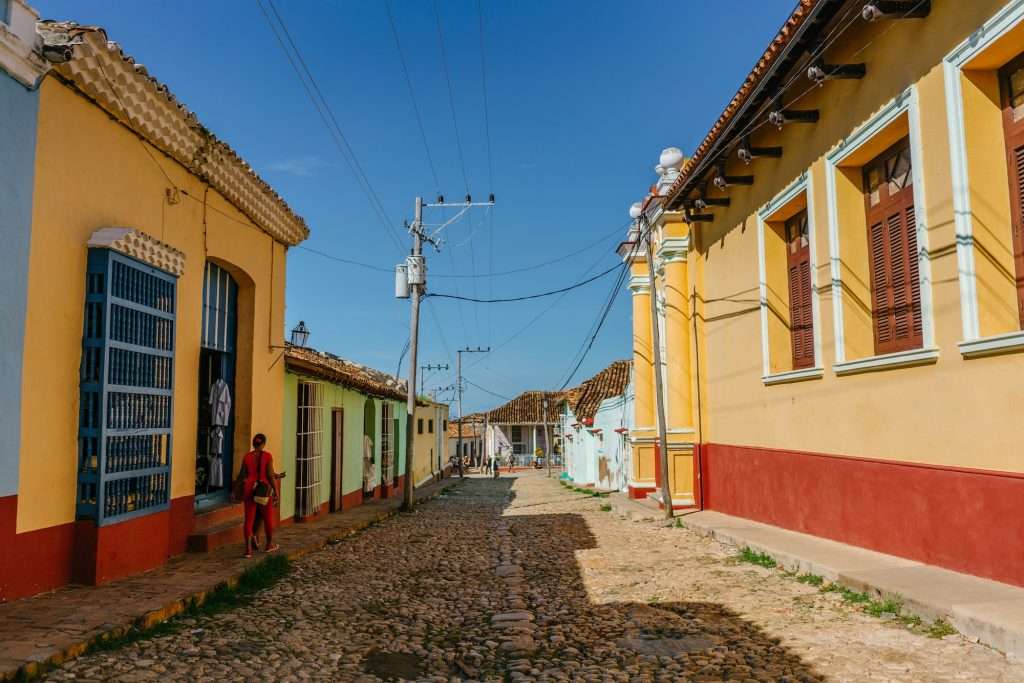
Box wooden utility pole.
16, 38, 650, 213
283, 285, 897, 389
402, 197, 424, 512
543, 396, 553, 478
644, 215, 673, 519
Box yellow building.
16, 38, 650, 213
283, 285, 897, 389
0, 22, 307, 600
412, 400, 450, 488
626, 0, 1024, 587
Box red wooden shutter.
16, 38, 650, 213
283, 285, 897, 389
786, 210, 814, 369
864, 138, 922, 355
1000, 53, 1024, 327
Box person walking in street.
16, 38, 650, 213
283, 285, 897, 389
235, 433, 281, 558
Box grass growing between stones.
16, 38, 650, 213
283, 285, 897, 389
738, 553, 960, 641
737, 547, 777, 569
84, 555, 291, 655
558, 480, 610, 499
600, 503, 613, 512
795, 573, 824, 587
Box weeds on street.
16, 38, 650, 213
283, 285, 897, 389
738, 547, 777, 569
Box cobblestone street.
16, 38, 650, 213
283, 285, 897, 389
47, 472, 1024, 682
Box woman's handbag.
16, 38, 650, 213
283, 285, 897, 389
252, 452, 273, 506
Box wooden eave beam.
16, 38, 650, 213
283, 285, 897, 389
663, 0, 848, 211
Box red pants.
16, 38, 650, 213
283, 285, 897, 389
244, 500, 274, 544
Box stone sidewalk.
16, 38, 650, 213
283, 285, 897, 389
0, 477, 461, 681
609, 493, 1024, 658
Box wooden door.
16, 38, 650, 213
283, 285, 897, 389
864, 137, 922, 355
1001, 52, 1024, 327
785, 210, 814, 369
330, 409, 344, 512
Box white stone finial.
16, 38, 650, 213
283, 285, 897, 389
659, 147, 684, 171
629, 202, 642, 220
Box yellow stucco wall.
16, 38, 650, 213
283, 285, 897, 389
17, 78, 289, 533
413, 402, 448, 485
693, 0, 1024, 473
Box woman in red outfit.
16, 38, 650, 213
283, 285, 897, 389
241, 433, 280, 558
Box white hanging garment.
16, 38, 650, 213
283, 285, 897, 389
209, 453, 224, 487
210, 425, 225, 455
209, 379, 232, 427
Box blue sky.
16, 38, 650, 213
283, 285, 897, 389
37, 0, 796, 414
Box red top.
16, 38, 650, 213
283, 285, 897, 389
242, 450, 276, 500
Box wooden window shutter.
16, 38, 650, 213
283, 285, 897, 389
863, 138, 922, 355
1000, 53, 1024, 327
785, 210, 814, 369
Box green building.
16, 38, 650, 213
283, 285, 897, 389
280, 345, 408, 521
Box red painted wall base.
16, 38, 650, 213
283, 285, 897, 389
701, 443, 1024, 588
0, 495, 75, 602
0, 494, 197, 601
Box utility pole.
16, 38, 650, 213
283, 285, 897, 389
420, 363, 449, 396
642, 213, 673, 520
543, 395, 553, 478
401, 197, 426, 512
396, 194, 493, 502
456, 346, 490, 478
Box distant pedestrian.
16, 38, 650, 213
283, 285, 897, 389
235, 433, 281, 558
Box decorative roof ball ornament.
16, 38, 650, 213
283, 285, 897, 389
629, 202, 642, 220
659, 147, 684, 174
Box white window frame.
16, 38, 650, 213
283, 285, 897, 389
756, 171, 824, 385
824, 86, 939, 376
944, 0, 1024, 358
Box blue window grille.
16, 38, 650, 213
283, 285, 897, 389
77, 249, 176, 525
202, 262, 237, 353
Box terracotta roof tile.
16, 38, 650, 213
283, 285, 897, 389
567, 360, 631, 422
49, 25, 309, 246
665, 0, 821, 203
285, 345, 406, 402
487, 391, 565, 425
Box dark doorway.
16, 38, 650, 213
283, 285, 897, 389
195, 262, 238, 510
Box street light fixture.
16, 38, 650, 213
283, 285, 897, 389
290, 320, 310, 348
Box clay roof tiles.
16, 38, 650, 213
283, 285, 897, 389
52, 27, 309, 246
285, 345, 407, 402
567, 360, 631, 422
665, 0, 821, 204
486, 391, 565, 425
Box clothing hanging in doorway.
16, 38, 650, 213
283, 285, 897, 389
208, 379, 232, 488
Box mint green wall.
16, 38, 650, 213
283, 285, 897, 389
282, 370, 407, 519
280, 373, 298, 520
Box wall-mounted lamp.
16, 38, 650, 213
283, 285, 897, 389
290, 320, 310, 348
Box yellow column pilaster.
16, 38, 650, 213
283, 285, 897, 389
628, 257, 656, 487
659, 217, 692, 429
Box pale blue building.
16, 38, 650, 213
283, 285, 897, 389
561, 360, 632, 491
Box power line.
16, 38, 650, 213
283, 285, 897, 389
427, 260, 623, 303
476, 0, 494, 192
464, 378, 513, 402
432, 0, 471, 193
293, 220, 631, 279
384, 0, 441, 192
256, 0, 405, 255
477, 0, 496, 350
293, 245, 394, 273
458, 234, 625, 378
556, 224, 646, 390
